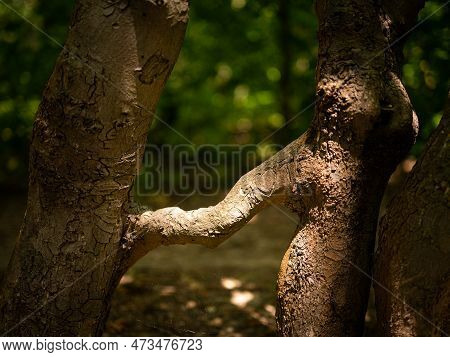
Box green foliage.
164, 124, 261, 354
0, 0, 447, 188
155, 0, 317, 146
401, 1, 449, 154
0, 1, 72, 188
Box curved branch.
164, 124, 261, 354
122, 136, 305, 265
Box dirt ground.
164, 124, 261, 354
0, 192, 378, 336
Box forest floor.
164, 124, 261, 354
0, 191, 380, 336
107, 193, 299, 337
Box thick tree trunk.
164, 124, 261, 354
374, 95, 450, 336
0, 0, 188, 336
276, 0, 420, 336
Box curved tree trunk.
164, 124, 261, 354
276, 0, 421, 336
0, 0, 188, 336
375, 95, 449, 336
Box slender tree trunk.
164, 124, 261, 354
0, 0, 188, 336
375, 95, 449, 336
276, 0, 421, 336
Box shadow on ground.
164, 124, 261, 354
0, 192, 380, 336
105, 193, 297, 336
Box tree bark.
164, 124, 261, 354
276, 0, 420, 336
374, 94, 449, 336
0, 0, 188, 336
129, 0, 422, 337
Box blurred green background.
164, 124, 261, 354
0, 0, 448, 336
0, 0, 448, 190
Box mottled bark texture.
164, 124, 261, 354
276, 0, 421, 336
128, 0, 422, 337
375, 95, 450, 336
0, 0, 189, 336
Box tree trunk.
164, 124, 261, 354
375, 95, 449, 336
0, 0, 188, 336
276, 0, 421, 336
